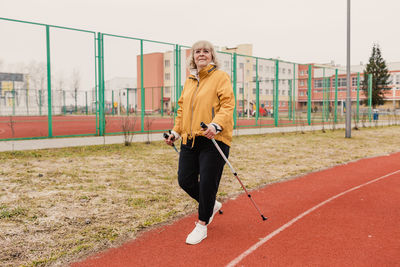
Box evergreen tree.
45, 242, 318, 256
362, 44, 391, 108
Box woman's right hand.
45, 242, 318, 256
164, 134, 175, 146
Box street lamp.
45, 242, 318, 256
345, 0, 352, 138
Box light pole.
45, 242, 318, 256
345, 0, 352, 138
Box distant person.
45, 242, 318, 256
164, 40, 235, 245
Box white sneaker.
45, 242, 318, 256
208, 200, 222, 225
186, 222, 207, 245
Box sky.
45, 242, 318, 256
1, 0, 399, 66
1, 0, 399, 96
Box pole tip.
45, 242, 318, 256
261, 215, 268, 221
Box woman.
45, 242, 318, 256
165, 40, 235, 245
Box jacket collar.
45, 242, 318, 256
189, 64, 216, 81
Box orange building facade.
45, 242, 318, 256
136, 49, 400, 114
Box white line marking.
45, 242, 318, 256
226, 169, 400, 267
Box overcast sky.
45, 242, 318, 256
1, 0, 399, 66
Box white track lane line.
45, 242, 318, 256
226, 169, 400, 267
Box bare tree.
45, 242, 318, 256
56, 73, 66, 113
25, 61, 46, 110
71, 68, 81, 113
121, 116, 137, 146
7, 116, 16, 151
0, 58, 4, 71
145, 116, 154, 144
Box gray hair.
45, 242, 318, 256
187, 40, 220, 70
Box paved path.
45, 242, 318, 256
0, 123, 354, 152
71, 151, 400, 267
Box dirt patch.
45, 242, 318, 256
0, 126, 400, 266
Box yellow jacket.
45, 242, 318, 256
173, 64, 235, 147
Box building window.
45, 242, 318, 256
239, 87, 244, 94
300, 80, 305, 86
239, 63, 244, 69
396, 75, 400, 85
259, 65, 263, 72
164, 60, 170, 67
338, 78, 347, 87
314, 79, 323, 88
253, 88, 257, 94
165, 73, 170, 80
288, 69, 292, 75
326, 79, 331, 87
282, 68, 286, 74
352, 77, 358, 86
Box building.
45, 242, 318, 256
135, 45, 400, 117
103, 77, 137, 115
302, 62, 400, 112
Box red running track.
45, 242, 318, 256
71, 151, 400, 267
0, 115, 285, 139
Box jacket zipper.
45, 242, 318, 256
190, 80, 200, 138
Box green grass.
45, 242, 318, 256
0, 125, 399, 267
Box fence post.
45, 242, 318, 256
112, 90, 114, 115
307, 64, 312, 125
288, 79, 292, 120
334, 69, 338, 123
97, 32, 105, 136
140, 39, 144, 132
174, 44, 179, 120
322, 68, 326, 122
255, 58, 259, 125
161, 86, 164, 117
62, 90, 66, 115
293, 63, 296, 123
274, 59, 279, 127
233, 52, 237, 128
93, 32, 98, 135
368, 73, 372, 122
356, 72, 360, 122
12, 84, 16, 116
39, 90, 42, 116
127, 88, 130, 116
46, 25, 53, 137
26, 82, 29, 115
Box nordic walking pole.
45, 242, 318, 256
200, 122, 267, 221
163, 131, 179, 154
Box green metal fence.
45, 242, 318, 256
0, 17, 376, 141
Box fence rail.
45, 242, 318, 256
0, 17, 384, 141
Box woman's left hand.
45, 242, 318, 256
203, 124, 217, 139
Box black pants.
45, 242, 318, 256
178, 136, 229, 224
